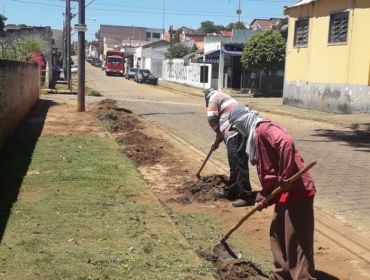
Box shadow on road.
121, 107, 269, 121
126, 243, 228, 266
0, 99, 55, 243
316, 270, 339, 280
312, 127, 370, 152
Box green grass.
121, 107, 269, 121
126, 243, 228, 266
0, 135, 215, 280
88, 90, 103, 97
97, 110, 117, 132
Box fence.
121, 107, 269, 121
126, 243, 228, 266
162, 59, 212, 89
241, 70, 284, 96
0, 60, 40, 149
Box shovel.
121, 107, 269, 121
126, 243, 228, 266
212, 160, 317, 260
196, 146, 214, 179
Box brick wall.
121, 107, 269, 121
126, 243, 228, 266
0, 60, 40, 149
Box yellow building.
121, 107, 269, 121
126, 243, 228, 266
284, 0, 370, 113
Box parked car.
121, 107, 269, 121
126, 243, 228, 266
86, 56, 94, 63
91, 58, 103, 68
71, 64, 78, 74
126, 68, 138, 80
134, 69, 158, 85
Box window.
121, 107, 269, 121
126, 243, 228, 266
328, 11, 349, 44
146, 32, 151, 39
152, 32, 161, 39
107, 57, 123, 64
294, 18, 309, 47
200, 66, 209, 83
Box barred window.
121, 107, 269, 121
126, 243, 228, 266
329, 11, 349, 44
294, 18, 309, 47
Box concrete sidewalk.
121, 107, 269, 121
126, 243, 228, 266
158, 80, 370, 129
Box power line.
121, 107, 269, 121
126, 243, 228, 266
85, 0, 95, 8
10, 0, 63, 7
86, 7, 280, 19
10, 0, 288, 16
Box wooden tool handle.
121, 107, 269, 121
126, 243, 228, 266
196, 147, 214, 178
220, 160, 317, 243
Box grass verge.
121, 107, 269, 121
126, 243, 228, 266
0, 134, 215, 279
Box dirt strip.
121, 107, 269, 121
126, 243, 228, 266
94, 99, 268, 279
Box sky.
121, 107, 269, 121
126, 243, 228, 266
0, 0, 294, 41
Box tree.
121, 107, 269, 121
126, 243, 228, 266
165, 44, 194, 59
242, 30, 285, 73
227, 22, 247, 30
197, 21, 225, 34
0, 13, 7, 32
242, 30, 285, 90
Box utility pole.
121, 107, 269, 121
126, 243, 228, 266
237, 0, 242, 23
76, 0, 86, 112
63, 19, 67, 80
162, 0, 165, 38
65, 0, 71, 90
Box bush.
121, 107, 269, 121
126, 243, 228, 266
88, 90, 102, 97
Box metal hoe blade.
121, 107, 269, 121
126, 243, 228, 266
212, 242, 242, 260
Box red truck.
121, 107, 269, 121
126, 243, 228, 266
105, 51, 125, 76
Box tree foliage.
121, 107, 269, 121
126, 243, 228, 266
196, 21, 225, 34
226, 22, 246, 30
241, 30, 285, 74
165, 44, 194, 59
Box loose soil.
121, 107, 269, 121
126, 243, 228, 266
217, 260, 267, 280
199, 248, 268, 279
173, 175, 229, 203
95, 100, 165, 165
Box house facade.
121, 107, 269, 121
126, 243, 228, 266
140, 40, 170, 77
284, 0, 370, 113
202, 30, 258, 90
97, 25, 163, 55
249, 18, 281, 30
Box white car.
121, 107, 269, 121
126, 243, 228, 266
71, 65, 78, 74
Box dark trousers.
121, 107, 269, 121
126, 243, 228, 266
224, 134, 252, 200
269, 198, 316, 280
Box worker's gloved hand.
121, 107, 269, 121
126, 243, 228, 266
278, 176, 291, 192
255, 192, 268, 212
211, 141, 220, 151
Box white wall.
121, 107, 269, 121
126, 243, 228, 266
162, 59, 212, 88
204, 41, 221, 54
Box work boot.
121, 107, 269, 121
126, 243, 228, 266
232, 192, 257, 207
214, 189, 237, 201
232, 198, 254, 207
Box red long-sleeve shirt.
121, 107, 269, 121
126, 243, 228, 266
255, 122, 316, 204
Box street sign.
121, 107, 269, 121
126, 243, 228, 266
74, 24, 87, 32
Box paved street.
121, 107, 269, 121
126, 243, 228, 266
85, 64, 370, 236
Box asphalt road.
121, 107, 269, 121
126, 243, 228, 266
85, 64, 370, 238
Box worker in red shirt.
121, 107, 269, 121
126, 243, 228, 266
229, 105, 316, 280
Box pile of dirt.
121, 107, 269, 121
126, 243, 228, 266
122, 145, 164, 165
199, 248, 267, 279
173, 175, 229, 203
95, 99, 166, 166
113, 114, 137, 132
96, 98, 117, 109
217, 259, 268, 280
122, 130, 153, 145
